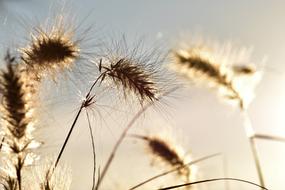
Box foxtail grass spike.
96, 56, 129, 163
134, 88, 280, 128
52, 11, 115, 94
0, 52, 39, 190
20, 16, 80, 80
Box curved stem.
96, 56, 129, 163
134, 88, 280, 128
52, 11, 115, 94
157, 177, 268, 190
94, 87, 179, 190
94, 103, 153, 190
54, 73, 105, 169
86, 110, 96, 190
222, 154, 230, 190
128, 153, 221, 190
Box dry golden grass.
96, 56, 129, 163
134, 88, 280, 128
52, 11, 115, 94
0, 9, 271, 190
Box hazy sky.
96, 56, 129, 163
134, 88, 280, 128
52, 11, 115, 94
1, 1, 285, 190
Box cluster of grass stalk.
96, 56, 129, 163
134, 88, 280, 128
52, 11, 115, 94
0, 11, 280, 190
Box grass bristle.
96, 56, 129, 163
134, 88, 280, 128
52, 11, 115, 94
32, 160, 72, 190
20, 16, 80, 80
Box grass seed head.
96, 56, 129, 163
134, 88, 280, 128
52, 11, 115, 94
148, 137, 184, 167
135, 134, 192, 180
0, 52, 39, 158
97, 38, 163, 104
0, 54, 35, 140
20, 15, 80, 80
170, 39, 262, 110
101, 58, 159, 103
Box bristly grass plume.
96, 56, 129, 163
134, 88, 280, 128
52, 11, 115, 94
20, 15, 81, 81
170, 39, 262, 110
132, 134, 193, 182
96, 38, 165, 105
0, 53, 40, 190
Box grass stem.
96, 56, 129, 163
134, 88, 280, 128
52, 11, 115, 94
157, 178, 268, 190
95, 87, 178, 190
86, 110, 96, 190
242, 111, 265, 188
129, 153, 221, 190
54, 104, 84, 168
54, 72, 105, 168
253, 134, 285, 143
249, 136, 265, 188
94, 103, 153, 190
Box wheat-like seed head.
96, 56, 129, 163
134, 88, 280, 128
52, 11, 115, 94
134, 134, 192, 181
0, 53, 40, 176
170, 41, 262, 110
97, 39, 163, 104
0, 54, 35, 143
173, 49, 226, 83
100, 58, 159, 103
20, 15, 80, 80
